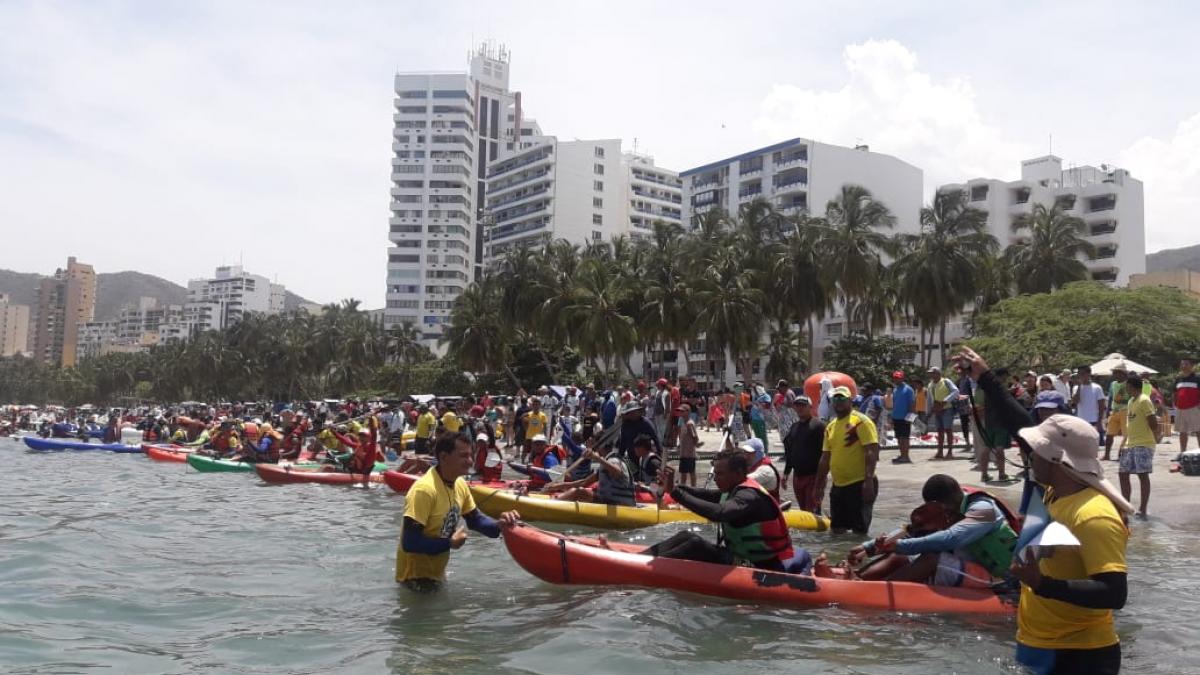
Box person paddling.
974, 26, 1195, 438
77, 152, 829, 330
395, 433, 519, 593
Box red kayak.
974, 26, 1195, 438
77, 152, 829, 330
502, 524, 1015, 616
143, 443, 192, 463
381, 470, 675, 504
255, 463, 385, 485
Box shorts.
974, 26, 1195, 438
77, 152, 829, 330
1177, 406, 1200, 435
1118, 446, 1154, 474
678, 457, 697, 474
1016, 643, 1121, 675
1105, 412, 1126, 436
412, 437, 428, 454
929, 552, 993, 588
933, 410, 955, 432
891, 419, 911, 439
829, 479, 875, 533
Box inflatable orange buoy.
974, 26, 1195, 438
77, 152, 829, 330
175, 416, 206, 429
803, 371, 858, 404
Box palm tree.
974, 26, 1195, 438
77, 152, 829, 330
764, 323, 806, 384
894, 189, 997, 365
772, 214, 832, 373
1007, 202, 1096, 294
638, 221, 693, 378
563, 257, 639, 375
813, 184, 898, 303
442, 282, 517, 385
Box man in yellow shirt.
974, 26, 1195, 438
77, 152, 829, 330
1118, 373, 1160, 518
395, 432, 519, 592
522, 398, 549, 461
439, 403, 463, 435
413, 404, 437, 454
814, 386, 879, 534
1008, 392, 1134, 675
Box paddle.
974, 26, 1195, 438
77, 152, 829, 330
544, 417, 624, 488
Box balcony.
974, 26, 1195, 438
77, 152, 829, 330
778, 195, 808, 211
1012, 187, 1031, 204
772, 149, 808, 167
493, 199, 551, 224
490, 216, 552, 242
631, 171, 683, 188
1055, 195, 1076, 211
738, 158, 764, 176
1089, 221, 1118, 237
691, 191, 720, 207
1091, 269, 1119, 283
489, 147, 554, 178
488, 182, 552, 209
1089, 246, 1118, 261
738, 184, 762, 199
970, 185, 989, 201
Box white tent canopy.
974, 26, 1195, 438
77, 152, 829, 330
1090, 353, 1159, 377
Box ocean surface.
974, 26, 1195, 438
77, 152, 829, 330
2, 435, 1198, 674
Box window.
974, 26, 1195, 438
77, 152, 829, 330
391, 195, 422, 203
593, 180, 604, 191
398, 90, 427, 99
396, 106, 426, 114
389, 284, 420, 294
432, 90, 469, 99
391, 209, 422, 218
394, 240, 421, 248
594, 163, 605, 175
592, 214, 603, 225
387, 300, 419, 309
594, 146, 605, 158
393, 165, 423, 173
593, 197, 603, 208
592, 231, 602, 241
394, 180, 423, 188
825, 322, 843, 338
389, 254, 420, 263
424, 300, 455, 309
390, 224, 422, 233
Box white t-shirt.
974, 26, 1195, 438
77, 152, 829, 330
1074, 382, 1107, 423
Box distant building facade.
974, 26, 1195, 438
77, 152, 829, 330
31, 256, 96, 367
78, 297, 185, 359
1129, 269, 1200, 299
177, 265, 286, 334
0, 292, 31, 357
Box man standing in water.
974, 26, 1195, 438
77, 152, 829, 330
396, 433, 518, 592
1174, 358, 1200, 458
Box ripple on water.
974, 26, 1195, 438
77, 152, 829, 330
1, 436, 1198, 673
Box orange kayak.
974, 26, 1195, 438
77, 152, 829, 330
255, 463, 386, 485
502, 524, 1015, 615
143, 443, 192, 463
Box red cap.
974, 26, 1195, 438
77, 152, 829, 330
892, 370, 905, 380
469, 405, 485, 417
656, 378, 668, 386
637, 380, 646, 389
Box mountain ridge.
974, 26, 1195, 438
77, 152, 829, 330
1146, 243, 1200, 274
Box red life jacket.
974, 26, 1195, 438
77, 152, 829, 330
529, 445, 567, 486
962, 486, 1022, 534
474, 446, 502, 481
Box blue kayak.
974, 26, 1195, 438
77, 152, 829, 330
23, 437, 144, 453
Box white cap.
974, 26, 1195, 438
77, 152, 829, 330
531, 433, 547, 443
475, 432, 489, 442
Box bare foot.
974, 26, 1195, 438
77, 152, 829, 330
812, 551, 832, 577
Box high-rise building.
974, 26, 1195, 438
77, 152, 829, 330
385, 43, 524, 342
179, 265, 285, 334
0, 293, 31, 357
681, 138, 923, 229
938, 155, 1146, 285
31, 256, 96, 367
78, 297, 185, 358
624, 152, 684, 241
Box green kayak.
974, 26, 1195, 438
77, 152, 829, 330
185, 454, 386, 474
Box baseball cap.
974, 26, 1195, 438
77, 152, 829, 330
891, 370, 905, 380
1034, 391, 1067, 410
1017, 415, 1134, 514
830, 386, 852, 399
656, 378, 669, 386
475, 432, 489, 442
530, 434, 547, 443
793, 395, 813, 406
739, 438, 764, 455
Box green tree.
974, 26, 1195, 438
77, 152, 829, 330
821, 331, 919, 390
1006, 202, 1096, 294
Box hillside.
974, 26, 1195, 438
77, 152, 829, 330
0, 268, 313, 320
1147, 243, 1200, 273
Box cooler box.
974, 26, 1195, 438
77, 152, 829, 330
1181, 451, 1200, 477
120, 427, 143, 446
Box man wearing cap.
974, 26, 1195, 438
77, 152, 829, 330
782, 395, 825, 512
617, 400, 662, 460
472, 432, 503, 482
927, 366, 960, 460
739, 437, 781, 500
815, 386, 880, 534
522, 398, 549, 461
958, 346, 1131, 675
1033, 390, 1070, 422
889, 371, 915, 464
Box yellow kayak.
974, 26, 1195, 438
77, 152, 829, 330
468, 486, 829, 531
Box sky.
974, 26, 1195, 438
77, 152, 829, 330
2, 1, 1199, 307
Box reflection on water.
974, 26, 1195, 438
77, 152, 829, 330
0, 437, 1196, 673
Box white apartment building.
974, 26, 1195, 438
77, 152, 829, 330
0, 292, 30, 357
179, 265, 285, 334
386, 44, 524, 342
483, 140, 683, 261
939, 155, 1146, 285
681, 138, 923, 231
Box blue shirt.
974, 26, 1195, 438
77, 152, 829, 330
892, 383, 915, 420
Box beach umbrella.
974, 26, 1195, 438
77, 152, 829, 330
1089, 353, 1159, 377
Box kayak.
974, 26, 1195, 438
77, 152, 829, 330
382, 470, 676, 505
255, 462, 389, 485
503, 524, 1014, 615
23, 436, 144, 453
185, 453, 333, 473
143, 444, 193, 463
470, 486, 828, 531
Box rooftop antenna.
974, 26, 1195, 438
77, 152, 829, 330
1049, 133, 1053, 155
633, 137, 638, 154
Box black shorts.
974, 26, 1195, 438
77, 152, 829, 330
892, 419, 911, 439
829, 479, 876, 533
678, 457, 697, 474
413, 437, 428, 454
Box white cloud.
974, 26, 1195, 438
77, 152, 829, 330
1119, 112, 1200, 252
754, 40, 1032, 196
